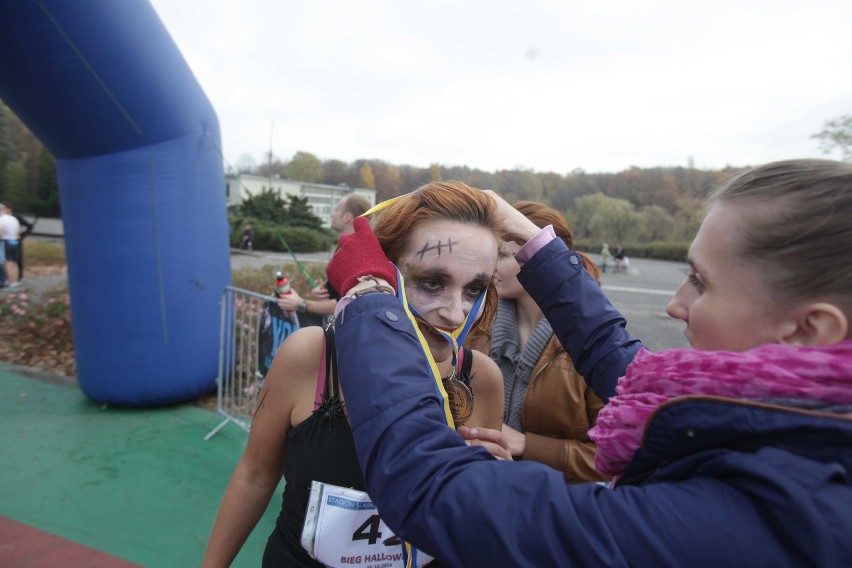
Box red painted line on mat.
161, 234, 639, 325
0, 516, 141, 568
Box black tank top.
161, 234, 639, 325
262, 326, 361, 567
262, 327, 473, 567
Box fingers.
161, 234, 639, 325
459, 425, 502, 444
311, 280, 330, 300
275, 293, 301, 311
483, 189, 541, 245
458, 426, 513, 461
464, 439, 513, 461
500, 424, 526, 457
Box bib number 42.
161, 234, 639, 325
353, 515, 401, 547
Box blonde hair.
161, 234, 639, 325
710, 159, 852, 308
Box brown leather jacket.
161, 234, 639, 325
468, 331, 609, 483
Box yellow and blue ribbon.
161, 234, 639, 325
361, 194, 406, 217
394, 266, 486, 426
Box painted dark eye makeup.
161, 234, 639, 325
464, 275, 492, 299
407, 269, 449, 294
417, 279, 445, 293
464, 286, 484, 299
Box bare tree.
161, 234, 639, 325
812, 114, 852, 162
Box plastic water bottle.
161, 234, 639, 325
274, 271, 292, 298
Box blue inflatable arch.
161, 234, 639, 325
0, 0, 231, 405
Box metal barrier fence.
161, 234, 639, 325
204, 285, 300, 440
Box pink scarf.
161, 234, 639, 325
590, 341, 852, 476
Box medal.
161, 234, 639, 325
441, 370, 474, 426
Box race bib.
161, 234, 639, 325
301, 481, 433, 568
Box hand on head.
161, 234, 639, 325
483, 190, 541, 245
327, 217, 398, 296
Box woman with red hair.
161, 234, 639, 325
203, 181, 506, 568
468, 201, 608, 483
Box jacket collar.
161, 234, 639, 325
619, 395, 852, 485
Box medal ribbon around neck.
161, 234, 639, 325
362, 194, 487, 568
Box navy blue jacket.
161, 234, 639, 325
334, 240, 852, 567
517, 239, 640, 401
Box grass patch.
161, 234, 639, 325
231, 262, 328, 296
23, 239, 66, 265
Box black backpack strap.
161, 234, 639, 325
459, 347, 474, 389
323, 325, 342, 400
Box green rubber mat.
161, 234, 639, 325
0, 364, 284, 567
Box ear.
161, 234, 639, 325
778, 302, 849, 346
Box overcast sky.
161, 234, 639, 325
149, 0, 852, 174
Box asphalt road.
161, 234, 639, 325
598, 257, 691, 351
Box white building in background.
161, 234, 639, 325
224, 174, 377, 228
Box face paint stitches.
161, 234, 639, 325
417, 239, 457, 260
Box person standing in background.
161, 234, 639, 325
468, 201, 609, 483
275, 193, 371, 323
0, 230, 6, 287
8, 204, 34, 280
0, 202, 22, 288
240, 224, 254, 250
599, 242, 613, 273
613, 244, 625, 273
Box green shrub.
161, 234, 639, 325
258, 225, 335, 253
229, 217, 335, 253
